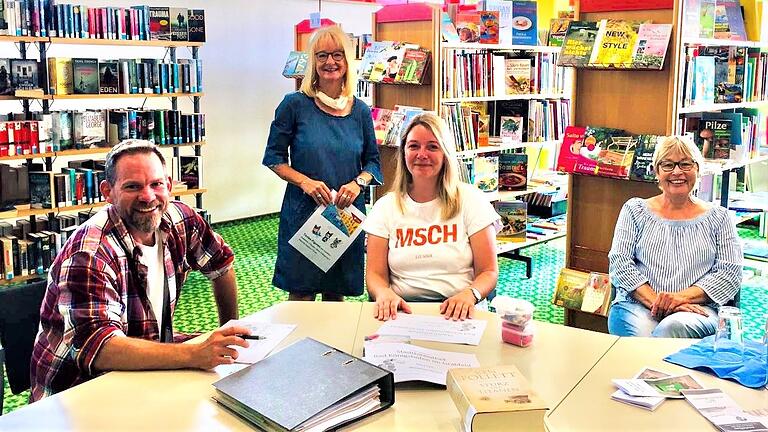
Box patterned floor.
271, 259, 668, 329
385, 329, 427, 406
3, 216, 766, 414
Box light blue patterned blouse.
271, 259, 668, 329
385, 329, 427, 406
609, 198, 742, 306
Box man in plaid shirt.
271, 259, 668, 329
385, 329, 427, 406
30, 140, 252, 401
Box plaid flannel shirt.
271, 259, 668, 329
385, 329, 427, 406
30, 201, 234, 401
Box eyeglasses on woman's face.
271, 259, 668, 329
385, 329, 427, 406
315, 51, 345, 63
657, 159, 697, 172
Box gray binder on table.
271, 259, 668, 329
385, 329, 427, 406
212, 337, 395, 431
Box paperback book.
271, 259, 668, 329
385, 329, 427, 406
631, 23, 673, 70
495, 200, 527, 242
558, 21, 599, 67
628, 134, 659, 182
169, 7, 188, 41
589, 19, 641, 68
499, 116, 523, 143
510, 0, 537, 45
498, 153, 527, 191
479, 11, 499, 44
149, 7, 171, 41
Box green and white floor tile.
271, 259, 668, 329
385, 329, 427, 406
3, 217, 766, 414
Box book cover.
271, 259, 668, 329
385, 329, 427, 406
548, 18, 570, 46
395, 48, 430, 85
473, 155, 499, 196
692, 55, 716, 105
495, 200, 527, 242
552, 268, 589, 310
73, 110, 107, 149
555, 125, 592, 174
10, 59, 39, 90
631, 23, 672, 70
682, 0, 701, 39
699, 0, 715, 38
440, 11, 460, 43
479, 11, 500, 44
456, 12, 481, 43
589, 20, 641, 68
498, 153, 527, 192
148, 7, 170, 41
169, 7, 188, 41
371, 107, 393, 146
590, 128, 636, 179
378, 42, 417, 84
446, 365, 549, 432
500, 116, 524, 143
28, 171, 55, 209
47, 57, 73, 95
714, 3, 730, 38
179, 155, 202, 189
581, 272, 611, 316
73, 58, 98, 94
504, 58, 532, 94
282, 51, 301, 78
510, 0, 538, 46
629, 134, 659, 182
558, 21, 599, 67
0, 59, 11, 95
98, 60, 119, 94
292, 52, 308, 77
358, 41, 391, 80
696, 118, 732, 159
187, 9, 205, 42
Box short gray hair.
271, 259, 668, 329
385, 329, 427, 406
104, 139, 166, 185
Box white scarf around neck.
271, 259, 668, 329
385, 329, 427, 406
315, 90, 349, 111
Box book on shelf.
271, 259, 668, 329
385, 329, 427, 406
714, 0, 747, 41
552, 268, 612, 317
696, 118, 732, 159
479, 11, 500, 45
371, 107, 393, 146
98, 60, 119, 94
187, 9, 206, 42
495, 200, 527, 242
558, 21, 599, 67
358, 41, 391, 80
631, 23, 672, 70
499, 153, 527, 191
548, 18, 571, 46
10, 59, 39, 90
177, 155, 202, 189
589, 19, 642, 68
446, 365, 549, 432
510, 0, 538, 46
456, 12, 481, 43
504, 58, 532, 95
0, 59, 11, 95
169, 7, 189, 41
394, 48, 430, 85
440, 11, 460, 43
149, 7, 171, 41
499, 116, 524, 143
72, 58, 99, 95
699, 0, 716, 38
374, 42, 417, 84
28, 171, 55, 209
47, 57, 74, 95
73, 110, 107, 149
282, 51, 306, 78
628, 135, 659, 182
691, 55, 716, 105
473, 154, 499, 198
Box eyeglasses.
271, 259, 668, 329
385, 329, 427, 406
657, 160, 697, 172
315, 51, 345, 63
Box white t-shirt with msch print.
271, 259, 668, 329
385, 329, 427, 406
362, 183, 499, 301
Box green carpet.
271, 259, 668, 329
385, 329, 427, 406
3, 216, 766, 415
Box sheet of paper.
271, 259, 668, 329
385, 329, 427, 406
644, 374, 705, 399
223, 319, 297, 364
375, 313, 487, 346
682, 388, 768, 432
362, 342, 479, 385
288, 192, 366, 272
612, 379, 663, 398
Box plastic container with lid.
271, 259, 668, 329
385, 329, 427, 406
501, 321, 535, 347
491, 296, 535, 329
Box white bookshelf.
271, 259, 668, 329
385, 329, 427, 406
441, 42, 561, 53
454, 139, 559, 157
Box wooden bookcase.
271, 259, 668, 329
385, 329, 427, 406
0, 34, 206, 286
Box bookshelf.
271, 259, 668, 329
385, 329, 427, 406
0, 19, 207, 286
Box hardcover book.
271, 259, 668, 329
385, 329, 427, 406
187, 9, 206, 42
500, 116, 524, 143
73, 58, 99, 94
495, 200, 527, 242
10, 59, 39, 90
631, 23, 673, 70
73, 110, 107, 149
455, 12, 481, 43
394, 48, 430, 85
169, 7, 188, 41
696, 118, 732, 159
178, 155, 202, 189
558, 21, 599, 67
589, 19, 641, 67
510, 0, 538, 45
28, 171, 55, 209
588, 127, 636, 179
504, 58, 532, 94
98, 60, 119, 94
446, 365, 549, 432
47, 57, 74, 95
629, 134, 659, 182
148, 7, 170, 41
479, 11, 500, 44
498, 153, 527, 191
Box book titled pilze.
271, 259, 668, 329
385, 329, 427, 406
447, 365, 549, 432
696, 119, 732, 159
187, 9, 205, 42
148, 7, 170, 41
73, 58, 99, 94
98, 60, 119, 94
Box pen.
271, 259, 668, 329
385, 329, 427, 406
236, 334, 267, 340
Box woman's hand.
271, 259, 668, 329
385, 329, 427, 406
299, 178, 332, 206
672, 303, 710, 317
334, 181, 361, 209
650, 292, 688, 319
373, 289, 411, 321
439, 289, 476, 321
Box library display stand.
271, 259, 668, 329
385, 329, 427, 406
0, 34, 206, 286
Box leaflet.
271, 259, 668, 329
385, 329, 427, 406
223, 319, 297, 364
682, 388, 768, 432
362, 342, 479, 385
375, 313, 487, 346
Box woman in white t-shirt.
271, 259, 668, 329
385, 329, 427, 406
362, 112, 500, 321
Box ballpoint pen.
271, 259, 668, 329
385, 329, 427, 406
236, 334, 267, 340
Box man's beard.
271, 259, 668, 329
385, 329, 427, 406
123, 204, 164, 233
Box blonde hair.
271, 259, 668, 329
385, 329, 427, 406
392, 112, 461, 220
299, 25, 356, 98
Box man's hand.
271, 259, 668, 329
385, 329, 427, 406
439, 289, 476, 321
374, 289, 411, 321
650, 292, 688, 319
672, 303, 710, 317
188, 325, 251, 369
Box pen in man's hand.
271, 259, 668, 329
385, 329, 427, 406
236, 334, 266, 340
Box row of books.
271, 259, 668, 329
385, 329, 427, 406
681, 0, 747, 41
441, 1, 539, 46
47, 57, 203, 95
558, 20, 672, 69
682, 110, 765, 161
441, 49, 567, 99
680, 45, 767, 107
441, 98, 571, 152
0, 58, 40, 92
457, 152, 528, 197
357, 41, 430, 85
370, 105, 424, 147
0, 120, 39, 156
0, 2, 206, 42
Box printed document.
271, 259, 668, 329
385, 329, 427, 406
375, 313, 487, 345
362, 342, 479, 385
223, 319, 297, 364
682, 388, 768, 432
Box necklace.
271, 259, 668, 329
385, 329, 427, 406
315, 90, 349, 111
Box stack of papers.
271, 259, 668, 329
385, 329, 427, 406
362, 342, 479, 385
610, 368, 705, 411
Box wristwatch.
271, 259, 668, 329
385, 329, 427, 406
355, 175, 369, 189
469, 287, 482, 304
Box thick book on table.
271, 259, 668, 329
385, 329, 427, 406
212, 337, 394, 432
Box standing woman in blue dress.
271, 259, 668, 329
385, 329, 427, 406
262, 25, 383, 301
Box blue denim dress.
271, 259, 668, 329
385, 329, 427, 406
263, 92, 383, 295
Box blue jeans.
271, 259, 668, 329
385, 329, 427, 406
607, 300, 718, 338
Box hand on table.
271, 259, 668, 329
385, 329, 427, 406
439, 289, 476, 321
300, 178, 332, 206
374, 289, 411, 321
334, 181, 361, 210
188, 324, 251, 369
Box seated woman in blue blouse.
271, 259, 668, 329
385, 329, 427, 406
608, 135, 742, 338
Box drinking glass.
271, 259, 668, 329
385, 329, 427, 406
714, 306, 744, 363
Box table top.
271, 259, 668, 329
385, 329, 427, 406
547, 336, 768, 432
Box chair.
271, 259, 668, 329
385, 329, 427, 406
0, 279, 47, 406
